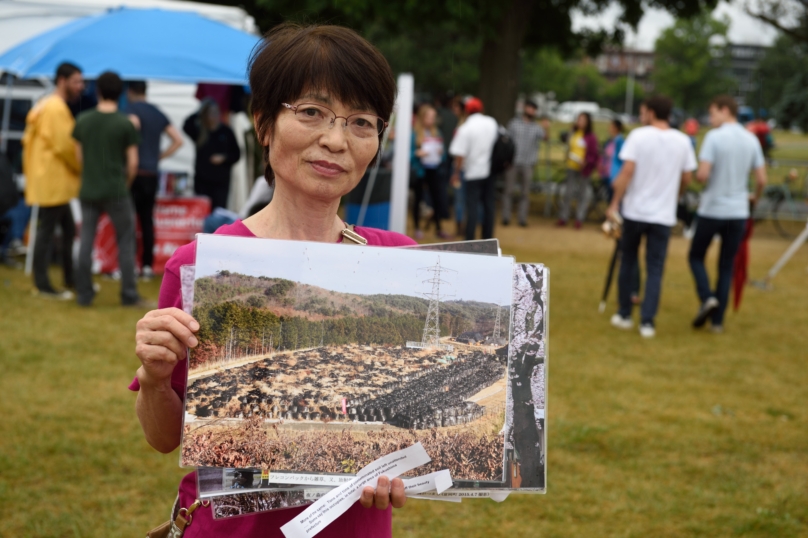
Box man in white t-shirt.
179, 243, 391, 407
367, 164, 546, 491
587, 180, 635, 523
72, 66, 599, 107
449, 97, 499, 240
606, 96, 697, 337
689, 95, 767, 332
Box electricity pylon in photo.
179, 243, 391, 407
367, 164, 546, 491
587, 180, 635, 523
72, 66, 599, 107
407, 256, 456, 351
493, 303, 502, 341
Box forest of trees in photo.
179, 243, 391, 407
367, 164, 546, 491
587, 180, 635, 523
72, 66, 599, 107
191, 271, 510, 367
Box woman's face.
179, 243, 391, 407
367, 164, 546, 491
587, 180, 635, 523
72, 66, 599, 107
422, 108, 437, 128
265, 94, 380, 203
608, 122, 618, 137
576, 114, 588, 131
205, 105, 221, 129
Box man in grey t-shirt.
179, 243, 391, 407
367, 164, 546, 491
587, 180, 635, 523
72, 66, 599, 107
689, 95, 767, 332
502, 100, 546, 227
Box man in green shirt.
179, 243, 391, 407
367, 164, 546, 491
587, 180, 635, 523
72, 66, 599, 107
72, 71, 142, 306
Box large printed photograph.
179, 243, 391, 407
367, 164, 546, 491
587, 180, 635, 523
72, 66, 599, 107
181, 235, 515, 484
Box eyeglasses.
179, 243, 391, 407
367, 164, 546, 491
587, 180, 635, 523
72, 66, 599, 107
282, 103, 387, 139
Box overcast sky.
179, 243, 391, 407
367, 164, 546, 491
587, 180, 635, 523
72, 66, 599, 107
572, 1, 778, 51
194, 235, 515, 307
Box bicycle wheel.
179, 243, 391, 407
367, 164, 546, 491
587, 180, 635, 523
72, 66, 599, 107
587, 183, 610, 222
773, 197, 808, 239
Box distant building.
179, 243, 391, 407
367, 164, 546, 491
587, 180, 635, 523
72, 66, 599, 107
595, 49, 656, 94
727, 44, 768, 107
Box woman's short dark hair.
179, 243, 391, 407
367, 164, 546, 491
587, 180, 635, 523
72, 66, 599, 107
578, 112, 593, 134
97, 71, 123, 102
249, 23, 397, 183
611, 118, 624, 133
642, 96, 674, 122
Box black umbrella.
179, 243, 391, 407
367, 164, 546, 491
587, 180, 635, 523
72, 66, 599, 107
599, 239, 621, 313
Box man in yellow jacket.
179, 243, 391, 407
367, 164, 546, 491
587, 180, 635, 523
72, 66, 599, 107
22, 62, 84, 299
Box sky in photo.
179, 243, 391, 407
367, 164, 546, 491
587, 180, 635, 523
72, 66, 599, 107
194, 235, 515, 306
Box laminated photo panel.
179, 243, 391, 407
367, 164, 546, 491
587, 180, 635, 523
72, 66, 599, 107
184, 254, 547, 497
182, 234, 515, 485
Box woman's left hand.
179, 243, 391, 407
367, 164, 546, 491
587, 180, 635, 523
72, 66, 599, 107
359, 476, 406, 510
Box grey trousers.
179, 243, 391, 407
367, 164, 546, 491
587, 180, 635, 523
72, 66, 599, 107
77, 197, 139, 305
32, 203, 75, 292
502, 164, 533, 224
559, 169, 592, 223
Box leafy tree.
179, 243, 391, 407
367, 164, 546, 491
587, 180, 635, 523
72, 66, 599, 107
520, 48, 576, 98
247, 295, 266, 308
569, 63, 606, 102
746, 0, 808, 43
774, 70, 808, 130
755, 34, 808, 112
203, 0, 715, 124
652, 12, 735, 114
600, 76, 646, 114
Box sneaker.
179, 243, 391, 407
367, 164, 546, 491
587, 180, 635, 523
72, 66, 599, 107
501, 219, 510, 227
102, 270, 122, 281
34, 289, 74, 301
519, 221, 528, 228
141, 265, 155, 281
692, 297, 719, 328
610, 314, 633, 330
710, 325, 724, 334
414, 230, 425, 240
574, 220, 582, 230
555, 219, 567, 227
7, 239, 26, 256
639, 323, 656, 338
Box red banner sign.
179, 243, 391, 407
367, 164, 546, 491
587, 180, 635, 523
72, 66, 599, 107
92, 196, 211, 275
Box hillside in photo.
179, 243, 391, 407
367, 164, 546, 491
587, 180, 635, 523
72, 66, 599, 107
191, 271, 509, 370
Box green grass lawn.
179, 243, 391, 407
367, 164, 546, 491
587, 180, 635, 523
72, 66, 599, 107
1, 218, 806, 537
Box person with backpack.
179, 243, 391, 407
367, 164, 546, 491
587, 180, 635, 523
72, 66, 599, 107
557, 112, 599, 229
449, 97, 499, 240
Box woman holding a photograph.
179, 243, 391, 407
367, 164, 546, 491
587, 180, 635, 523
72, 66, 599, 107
132, 24, 415, 537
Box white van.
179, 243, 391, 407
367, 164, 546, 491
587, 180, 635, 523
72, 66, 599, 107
552, 101, 600, 124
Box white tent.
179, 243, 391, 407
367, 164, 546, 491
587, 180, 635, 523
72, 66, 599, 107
0, 0, 259, 211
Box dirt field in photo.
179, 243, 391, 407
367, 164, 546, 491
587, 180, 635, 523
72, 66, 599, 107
182, 413, 505, 481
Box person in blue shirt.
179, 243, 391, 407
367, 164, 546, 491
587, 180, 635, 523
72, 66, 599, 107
607, 119, 625, 200
689, 95, 767, 332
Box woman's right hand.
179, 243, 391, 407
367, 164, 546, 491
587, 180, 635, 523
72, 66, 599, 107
135, 308, 199, 388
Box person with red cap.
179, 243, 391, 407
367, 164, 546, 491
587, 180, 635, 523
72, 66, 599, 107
449, 97, 499, 240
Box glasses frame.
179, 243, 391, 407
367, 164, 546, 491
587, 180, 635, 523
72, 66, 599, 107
281, 102, 388, 137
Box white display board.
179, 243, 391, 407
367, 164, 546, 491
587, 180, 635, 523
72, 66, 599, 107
389, 73, 413, 234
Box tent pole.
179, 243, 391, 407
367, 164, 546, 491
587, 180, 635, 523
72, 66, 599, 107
1, 73, 14, 154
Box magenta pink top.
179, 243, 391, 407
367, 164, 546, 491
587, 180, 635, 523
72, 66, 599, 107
129, 220, 416, 537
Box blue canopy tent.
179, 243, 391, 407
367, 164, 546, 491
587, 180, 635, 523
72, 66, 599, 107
0, 7, 260, 151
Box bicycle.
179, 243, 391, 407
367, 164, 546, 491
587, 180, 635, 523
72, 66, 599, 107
754, 168, 808, 239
